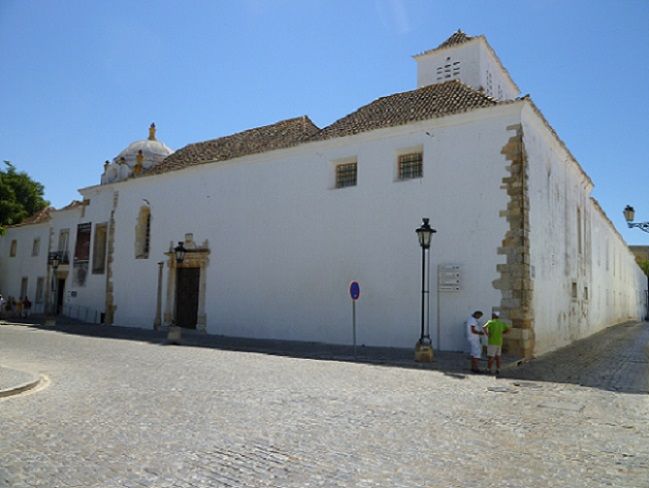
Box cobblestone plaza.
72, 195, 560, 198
1, 321, 647, 487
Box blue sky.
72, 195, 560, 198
1, 0, 648, 245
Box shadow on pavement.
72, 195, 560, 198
2, 317, 646, 394
1, 316, 478, 375
505, 321, 649, 395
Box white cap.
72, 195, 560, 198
493, 311, 500, 318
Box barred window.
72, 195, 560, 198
335, 162, 357, 188
135, 207, 151, 259
398, 152, 423, 180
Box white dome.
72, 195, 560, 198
101, 123, 174, 185
112, 123, 173, 170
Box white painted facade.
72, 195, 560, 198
1, 31, 645, 356
0, 221, 50, 314
92, 105, 518, 351
521, 104, 646, 353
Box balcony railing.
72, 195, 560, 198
48, 250, 70, 265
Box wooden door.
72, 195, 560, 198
175, 267, 199, 329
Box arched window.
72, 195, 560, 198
135, 206, 151, 259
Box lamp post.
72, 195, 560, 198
414, 218, 436, 362
623, 205, 649, 321
46, 252, 60, 324
167, 241, 187, 343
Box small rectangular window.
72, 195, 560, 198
58, 229, 69, 252
398, 152, 423, 180
577, 207, 582, 254
20, 277, 28, 299
9, 239, 17, 257
58, 229, 70, 263
335, 162, 357, 188
571, 282, 578, 299
32, 238, 40, 257
35, 277, 44, 304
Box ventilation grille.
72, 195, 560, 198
436, 59, 461, 81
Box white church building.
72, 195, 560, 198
1, 31, 645, 358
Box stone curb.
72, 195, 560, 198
0, 366, 42, 399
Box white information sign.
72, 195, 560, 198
438, 264, 462, 292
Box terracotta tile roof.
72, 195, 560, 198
12, 206, 53, 227
437, 29, 474, 49
147, 81, 501, 175
58, 200, 83, 211
150, 116, 320, 175
315, 80, 499, 140
9, 200, 83, 228
414, 29, 475, 57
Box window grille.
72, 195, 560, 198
398, 152, 423, 180
135, 207, 151, 259
336, 162, 357, 188
144, 213, 151, 256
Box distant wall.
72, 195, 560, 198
523, 102, 645, 355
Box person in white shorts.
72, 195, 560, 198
482, 311, 511, 375
466, 310, 484, 373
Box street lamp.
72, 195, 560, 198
623, 205, 649, 233
174, 241, 186, 264
48, 252, 61, 319
623, 205, 649, 321
414, 218, 436, 362
167, 241, 187, 344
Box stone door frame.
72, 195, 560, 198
163, 237, 210, 332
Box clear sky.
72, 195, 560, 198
1, 0, 648, 245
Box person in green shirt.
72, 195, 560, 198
482, 312, 510, 375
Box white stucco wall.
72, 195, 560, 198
522, 103, 645, 354
101, 105, 519, 350
65, 191, 115, 320
416, 38, 518, 101
478, 43, 518, 100
0, 222, 50, 312
415, 41, 482, 91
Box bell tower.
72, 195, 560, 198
413, 30, 520, 100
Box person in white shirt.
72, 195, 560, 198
466, 310, 485, 373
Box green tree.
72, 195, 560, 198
0, 161, 49, 233
639, 258, 649, 277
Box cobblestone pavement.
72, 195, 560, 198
0, 321, 647, 487
507, 321, 649, 394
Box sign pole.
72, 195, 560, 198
436, 267, 441, 351
352, 300, 357, 359
349, 281, 360, 360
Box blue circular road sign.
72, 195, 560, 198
349, 281, 360, 300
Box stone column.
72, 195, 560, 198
163, 254, 175, 326
153, 261, 164, 330
196, 260, 208, 332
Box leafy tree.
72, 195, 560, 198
0, 161, 49, 233
639, 258, 649, 277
